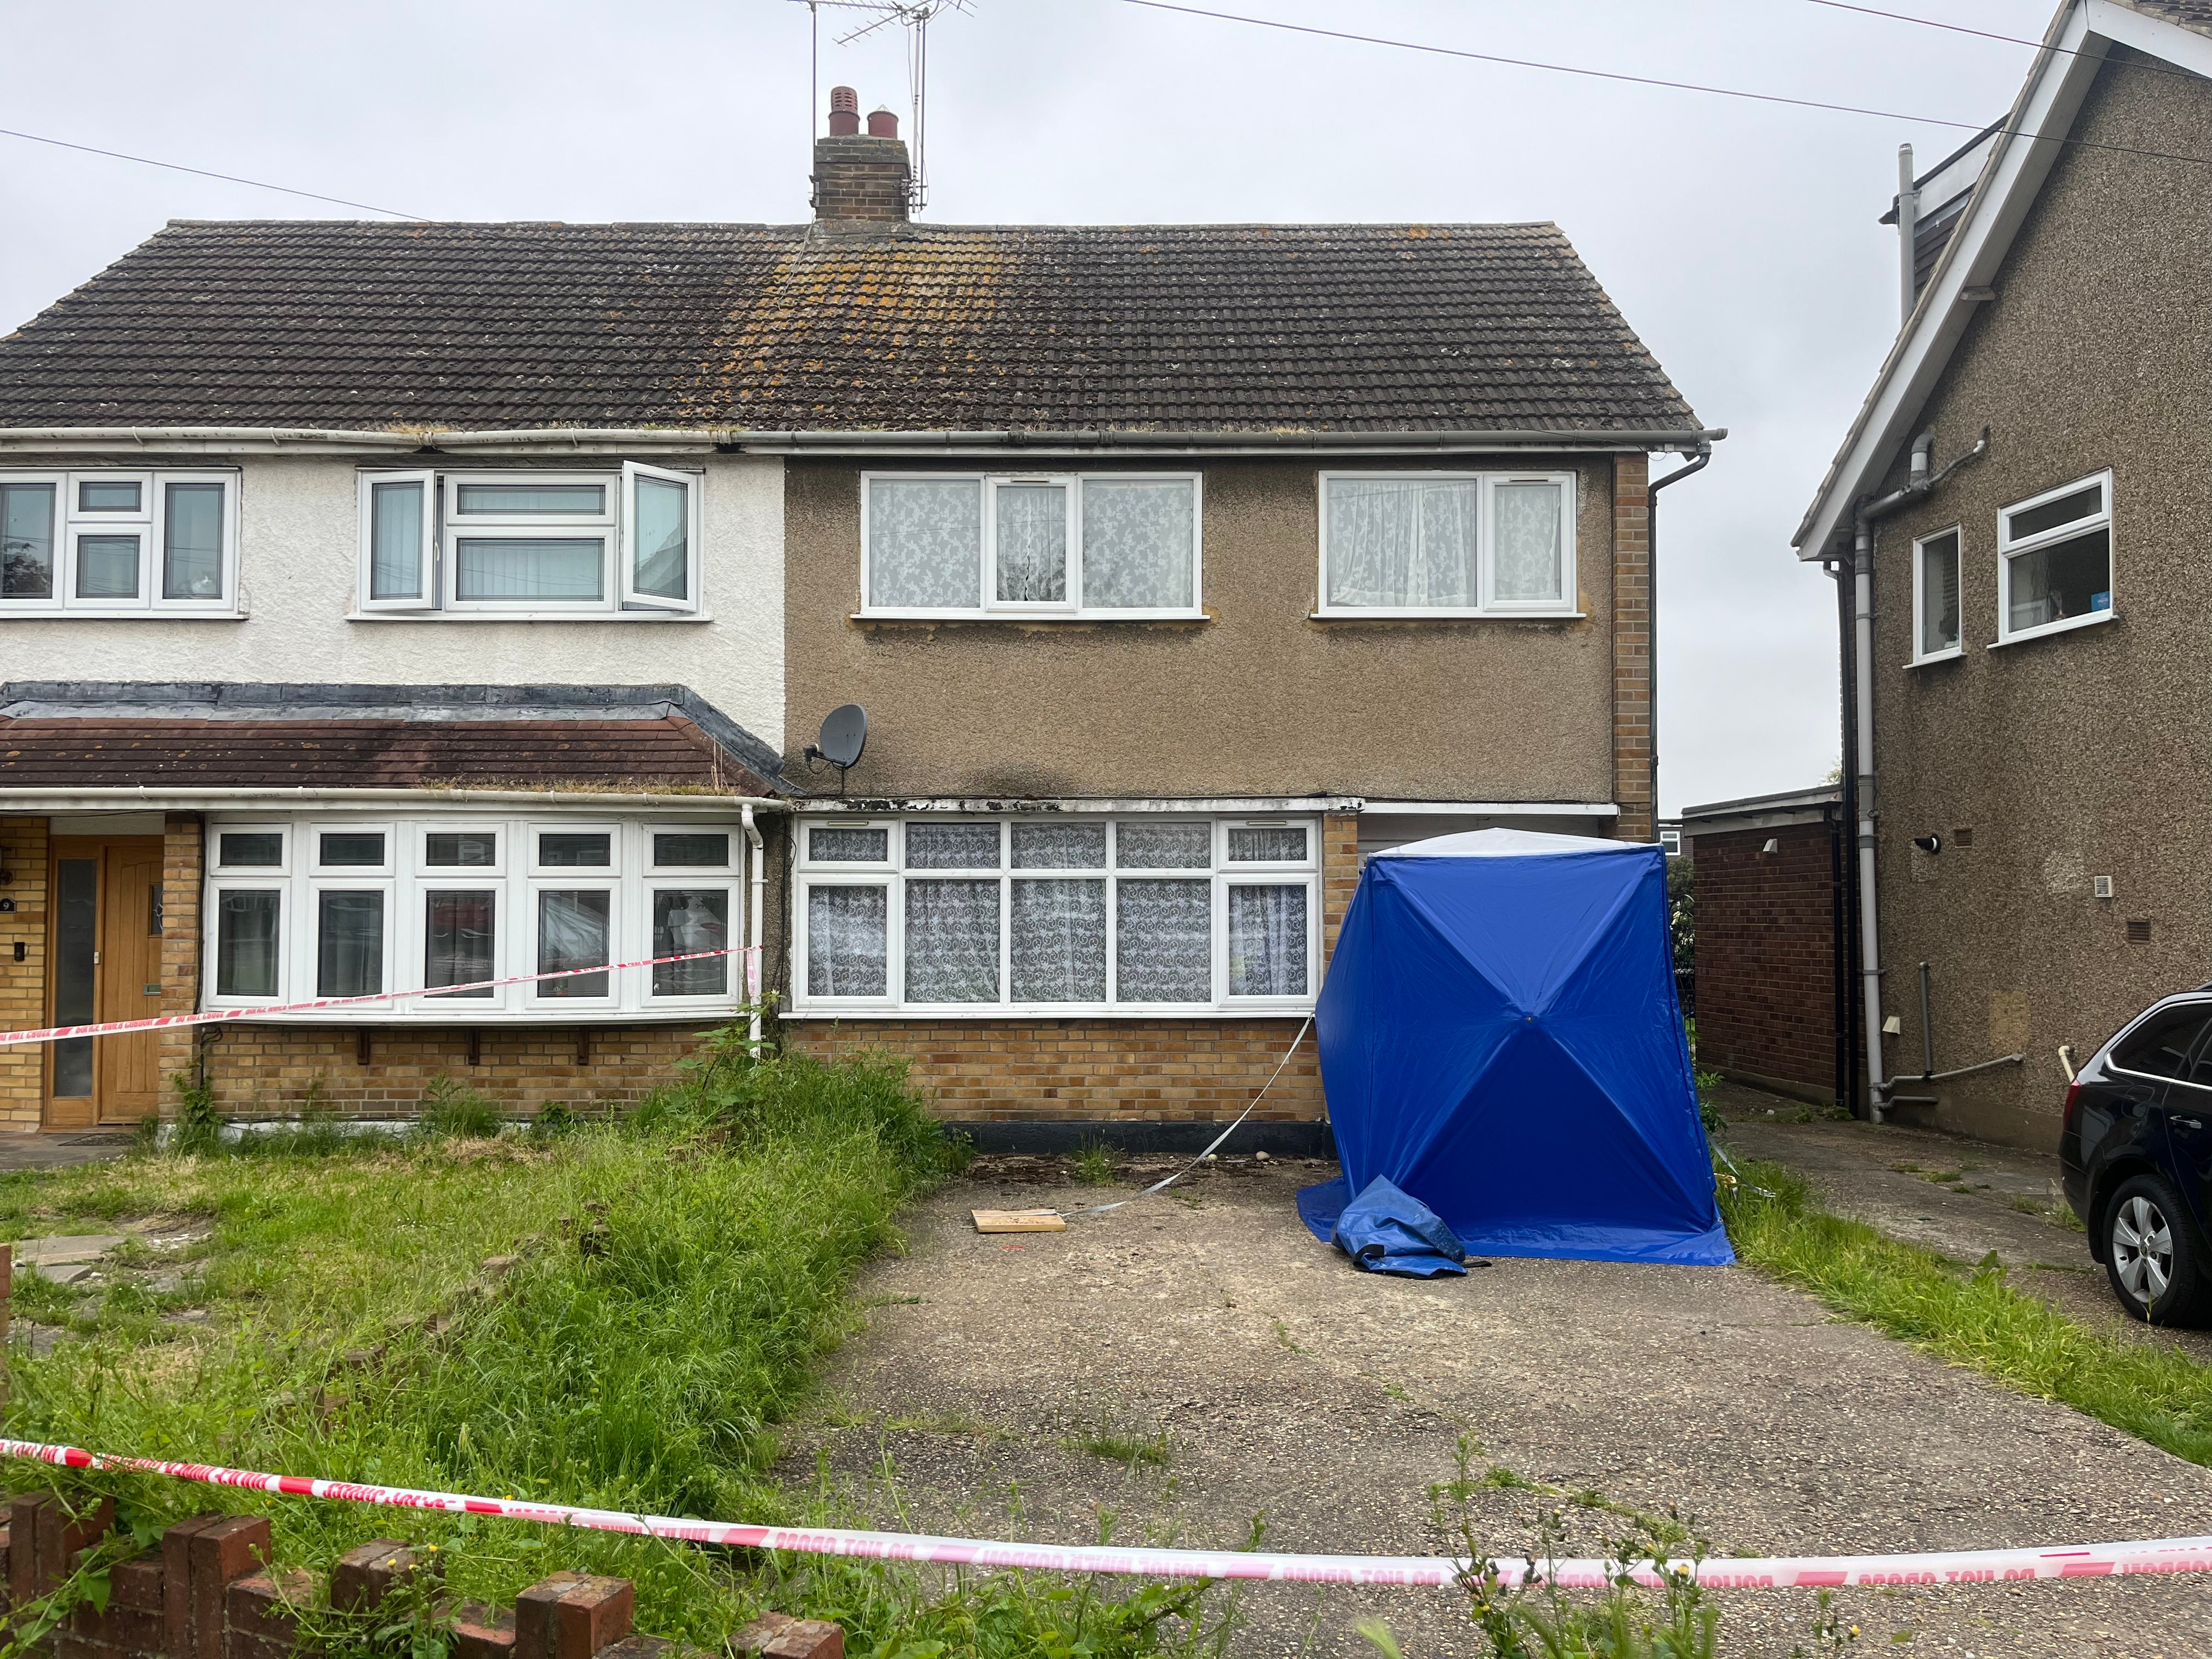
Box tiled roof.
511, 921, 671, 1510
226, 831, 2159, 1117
0, 220, 1700, 435
0, 716, 778, 794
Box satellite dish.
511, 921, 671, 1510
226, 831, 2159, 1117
819, 704, 867, 769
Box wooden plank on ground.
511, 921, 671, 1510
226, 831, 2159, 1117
972, 1209, 1067, 1234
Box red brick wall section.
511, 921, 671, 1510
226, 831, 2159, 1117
0, 817, 48, 1130
1611, 454, 1654, 846
1693, 820, 1841, 1095
781, 810, 1361, 1123
157, 815, 205, 1118
0, 1496, 766, 1659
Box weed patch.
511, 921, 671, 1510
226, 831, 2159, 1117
1721, 1157, 2212, 1466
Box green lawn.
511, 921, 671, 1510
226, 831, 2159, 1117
0, 1045, 1231, 1659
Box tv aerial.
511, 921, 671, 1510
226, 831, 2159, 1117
793, 0, 969, 213
804, 704, 868, 795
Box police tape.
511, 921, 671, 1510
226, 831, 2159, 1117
1, 1438, 2207, 1590
0, 947, 764, 1049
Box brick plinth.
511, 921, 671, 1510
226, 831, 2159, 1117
0, 817, 50, 1130
1692, 820, 1842, 1097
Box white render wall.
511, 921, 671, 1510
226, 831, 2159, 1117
0, 453, 787, 752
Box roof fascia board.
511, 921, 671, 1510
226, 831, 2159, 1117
1795, 1, 2109, 557
0, 786, 786, 812
2087, 0, 2212, 75
1678, 805, 1834, 836
805, 795, 1364, 814
0, 428, 423, 456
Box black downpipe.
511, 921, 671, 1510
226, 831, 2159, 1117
1834, 562, 1865, 1118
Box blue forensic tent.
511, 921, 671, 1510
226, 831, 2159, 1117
1297, 828, 1732, 1266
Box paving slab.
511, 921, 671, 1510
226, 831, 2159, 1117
0, 1133, 134, 1172
786, 1158, 2212, 1658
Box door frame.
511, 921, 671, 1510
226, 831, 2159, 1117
43, 834, 166, 1129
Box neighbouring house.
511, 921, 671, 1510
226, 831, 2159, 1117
1677, 787, 1847, 1106
1791, 0, 2212, 1147
0, 91, 1713, 1141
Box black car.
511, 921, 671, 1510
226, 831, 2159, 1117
2061, 988, 2212, 1326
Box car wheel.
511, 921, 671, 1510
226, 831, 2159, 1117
2104, 1173, 2211, 1327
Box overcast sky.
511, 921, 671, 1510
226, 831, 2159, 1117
0, 0, 2045, 812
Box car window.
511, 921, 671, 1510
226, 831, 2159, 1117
2111, 1003, 2212, 1081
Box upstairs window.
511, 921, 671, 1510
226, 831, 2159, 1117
862, 473, 1201, 618
0, 470, 238, 615
1912, 527, 1962, 661
1998, 471, 2112, 644
1319, 472, 1576, 616
358, 465, 700, 617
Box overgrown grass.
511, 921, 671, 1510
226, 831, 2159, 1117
1720, 1157, 2212, 1467
0, 1037, 1233, 1659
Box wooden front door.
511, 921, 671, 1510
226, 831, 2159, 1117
45, 836, 165, 1128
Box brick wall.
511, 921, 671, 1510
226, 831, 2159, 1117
156, 815, 204, 1117
0, 818, 47, 1131
811, 136, 909, 221
1611, 455, 1654, 845
782, 812, 1358, 1124
3, 1493, 780, 1659
1692, 819, 1842, 1097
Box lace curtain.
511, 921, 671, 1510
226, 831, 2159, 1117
425, 890, 496, 998
906, 879, 1001, 1002
1492, 480, 1563, 603
1116, 822, 1210, 869
317, 890, 386, 997
1011, 878, 1107, 1002
653, 889, 729, 995
808, 885, 887, 996
908, 823, 1002, 869
870, 478, 982, 607
1227, 826, 1307, 863
537, 890, 611, 997
1082, 479, 1195, 609
1116, 879, 1212, 1002
995, 482, 1067, 602
810, 825, 889, 862
1227, 885, 1307, 996
1327, 479, 1476, 607
1012, 822, 1107, 869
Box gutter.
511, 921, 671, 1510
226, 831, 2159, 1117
1839, 426, 1989, 1121
0, 786, 788, 813
0, 425, 1728, 458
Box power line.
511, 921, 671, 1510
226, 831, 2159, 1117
0, 127, 424, 220
1115, 0, 2212, 173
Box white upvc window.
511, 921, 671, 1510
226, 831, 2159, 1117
0, 469, 239, 616
356, 464, 702, 617
860, 472, 1204, 618
791, 814, 1318, 1017
201, 813, 746, 1020
1911, 525, 1962, 663
1996, 470, 2113, 645
1316, 471, 1577, 617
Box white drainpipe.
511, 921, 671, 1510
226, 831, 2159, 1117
742, 805, 766, 1049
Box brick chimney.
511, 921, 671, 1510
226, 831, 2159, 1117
814, 87, 910, 223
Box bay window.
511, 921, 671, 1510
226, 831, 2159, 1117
1318, 471, 1576, 616
0, 469, 239, 614
793, 815, 1319, 1014
862, 473, 1201, 618
1998, 471, 2112, 644
203, 814, 747, 1019
357, 464, 701, 616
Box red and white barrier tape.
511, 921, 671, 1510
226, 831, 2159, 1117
0, 947, 763, 1049
2, 1439, 2208, 1590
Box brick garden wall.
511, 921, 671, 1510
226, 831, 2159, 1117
781, 813, 1358, 1123
1692, 819, 1842, 1098
0, 819, 48, 1131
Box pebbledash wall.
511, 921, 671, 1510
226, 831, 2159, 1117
780, 813, 1355, 1125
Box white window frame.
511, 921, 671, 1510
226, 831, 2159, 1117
0, 469, 240, 617
200, 812, 746, 1021
620, 461, 702, 612
358, 469, 438, 612
1910, 523, 1964, 665
1995, 470, 2114, 647
790, 813, 1319, 1018
1314, 470, 1579, 619
858, 471, 1205, 620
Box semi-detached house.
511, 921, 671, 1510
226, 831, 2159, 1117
0, 101, 1712, 1142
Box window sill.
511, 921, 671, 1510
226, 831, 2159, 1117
349, 610, 713, 623
1308, 609, 1585, 622
1989, 610, 2115, 650
2, 608, 245, 621
1906, 646, 1965, 668
782, 1005, 1318, 1021
849, 610, 1209, 625
205, 1008, 740, 1026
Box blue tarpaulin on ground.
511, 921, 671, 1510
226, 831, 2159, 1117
1299, 828, 1732, 1266
1312, 1175, 1470, 1277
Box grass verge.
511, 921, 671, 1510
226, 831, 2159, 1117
1, 1036, 1237, 1659
1720, 1156, 2212, 1466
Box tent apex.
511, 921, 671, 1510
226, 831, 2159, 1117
1379, 827, 1651, 859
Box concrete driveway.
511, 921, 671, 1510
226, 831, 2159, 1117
785, 1156, 2211, 1658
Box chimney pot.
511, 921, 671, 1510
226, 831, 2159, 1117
867, 106, 899, 139
828, 85, 860, 136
